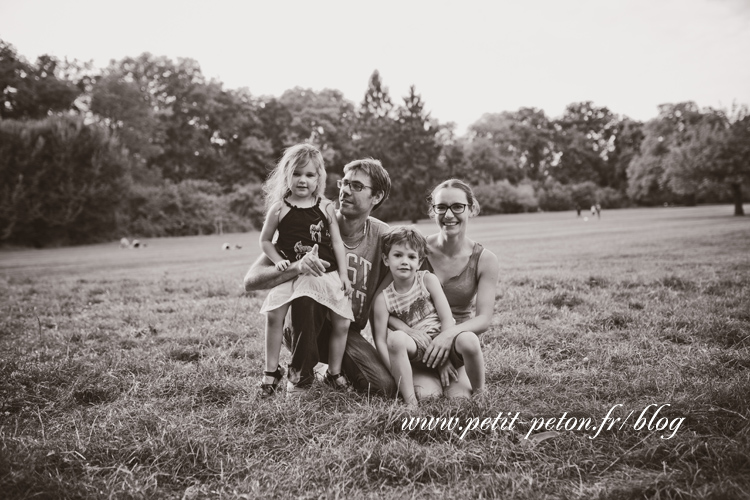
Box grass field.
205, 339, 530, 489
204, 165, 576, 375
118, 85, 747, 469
1, 205, 749, 499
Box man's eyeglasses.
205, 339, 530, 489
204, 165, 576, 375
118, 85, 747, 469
432, 203, 469, 214
337, 179, 373, 192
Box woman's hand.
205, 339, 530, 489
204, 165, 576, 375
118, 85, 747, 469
423, 328, 459, 368
437, 359, 458, 387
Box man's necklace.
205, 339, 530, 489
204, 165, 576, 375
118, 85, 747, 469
342, 220, 368, 250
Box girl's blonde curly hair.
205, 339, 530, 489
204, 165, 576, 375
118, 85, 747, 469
263, 144, 326, 212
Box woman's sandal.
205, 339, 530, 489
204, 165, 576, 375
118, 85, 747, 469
259, 365, 285, 398
324, 371, 352, 392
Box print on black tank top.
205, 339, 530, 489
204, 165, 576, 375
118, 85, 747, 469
274, 198, 338, 272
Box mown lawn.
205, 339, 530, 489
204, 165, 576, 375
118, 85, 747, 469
1, 205, 749, 499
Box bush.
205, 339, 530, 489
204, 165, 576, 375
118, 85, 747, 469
0, 116, 130, 246
227, 183, 266, 231
123, 180, 264, 238
569, 181, 598, 209
595, 187, 631, 209
537, 180, 573, 211
474, 180, 539, 214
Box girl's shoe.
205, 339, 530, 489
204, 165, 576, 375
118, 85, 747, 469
324, 371, 352, 392
259, 366, 285, 398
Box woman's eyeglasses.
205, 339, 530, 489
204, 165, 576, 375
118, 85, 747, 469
337, 179, 373, 192
432, 203, 469, 214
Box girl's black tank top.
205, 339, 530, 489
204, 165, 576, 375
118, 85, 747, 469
275, 198, 338, 272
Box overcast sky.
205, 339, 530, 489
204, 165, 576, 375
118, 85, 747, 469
2, 0, 749, 133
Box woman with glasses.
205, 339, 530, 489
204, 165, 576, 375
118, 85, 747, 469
388, 179, 499, 399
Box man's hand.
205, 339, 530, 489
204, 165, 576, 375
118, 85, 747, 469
298, 244, 330, 277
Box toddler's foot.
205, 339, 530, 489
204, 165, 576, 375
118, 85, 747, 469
258, 366, 285, 398
324, 371, 352, 392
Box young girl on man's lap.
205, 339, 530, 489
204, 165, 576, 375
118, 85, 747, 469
258, 144, 353, 396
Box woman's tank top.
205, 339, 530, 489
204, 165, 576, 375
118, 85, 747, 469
275, 198, 337, 272
424, 242, 483, 324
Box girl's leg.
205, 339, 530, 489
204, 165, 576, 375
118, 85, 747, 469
454, 331, 485, 394
324, 312, 353, 391
263, 303, 289, 384
327, 312, 350, 376
386, 330, 419, 407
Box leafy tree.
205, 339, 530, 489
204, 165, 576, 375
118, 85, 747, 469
466, 114, 520, 183
94, 54, 274, 187
279, 87, 356, 173
200, 85, 274, 186
663, 107, 750, 215
468, 108, 554, 182
605, 118, 644, 191
352, 70, 396, 163
435, 123, 469, 179
720, 111, 750, 215
509, 108, 556, 181
627, 102, 705, 205
360, 69, 394, 120
90, 72, 163, 170
389, 85, 443, 221
257, 96, 293, 161
0, 116, 130, 246
0, 39, 80, 119
552, 102, 617, 185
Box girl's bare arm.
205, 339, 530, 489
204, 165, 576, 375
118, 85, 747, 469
259, 202, 286, 265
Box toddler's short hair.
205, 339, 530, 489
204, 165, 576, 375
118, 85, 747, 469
381, 226, 427, 261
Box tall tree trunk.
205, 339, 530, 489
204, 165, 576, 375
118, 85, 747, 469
732, 183, 744, 216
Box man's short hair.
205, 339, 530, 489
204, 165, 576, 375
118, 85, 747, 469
381, 226, 427, 261
343, 158, 391, 211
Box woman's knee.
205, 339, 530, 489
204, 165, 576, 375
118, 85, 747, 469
444, 368, 472, 398
455, 331, 481, 357
413, 367, 443, 399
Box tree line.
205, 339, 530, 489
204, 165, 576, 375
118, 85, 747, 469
1, 39, 748, 247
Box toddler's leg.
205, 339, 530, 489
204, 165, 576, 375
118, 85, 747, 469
263, 304, 289, 384
327, 312, 350, 377
387, 330, 419, 407
325, 312, 353, 391
455, 331, 485, 394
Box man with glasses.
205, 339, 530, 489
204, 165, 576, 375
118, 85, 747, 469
244, 158, 397, 396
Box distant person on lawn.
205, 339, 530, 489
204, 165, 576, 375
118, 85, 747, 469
387, 179, 499, 399
244, 158, 396, 396
373, 226, 485, 407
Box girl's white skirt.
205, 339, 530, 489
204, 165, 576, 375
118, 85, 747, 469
260, 272, 353, 321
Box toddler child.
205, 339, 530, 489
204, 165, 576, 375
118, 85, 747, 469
257, 144, 353, 396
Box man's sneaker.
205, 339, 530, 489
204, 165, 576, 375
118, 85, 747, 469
286, 380, 309, 398
324, 371, 353, 392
